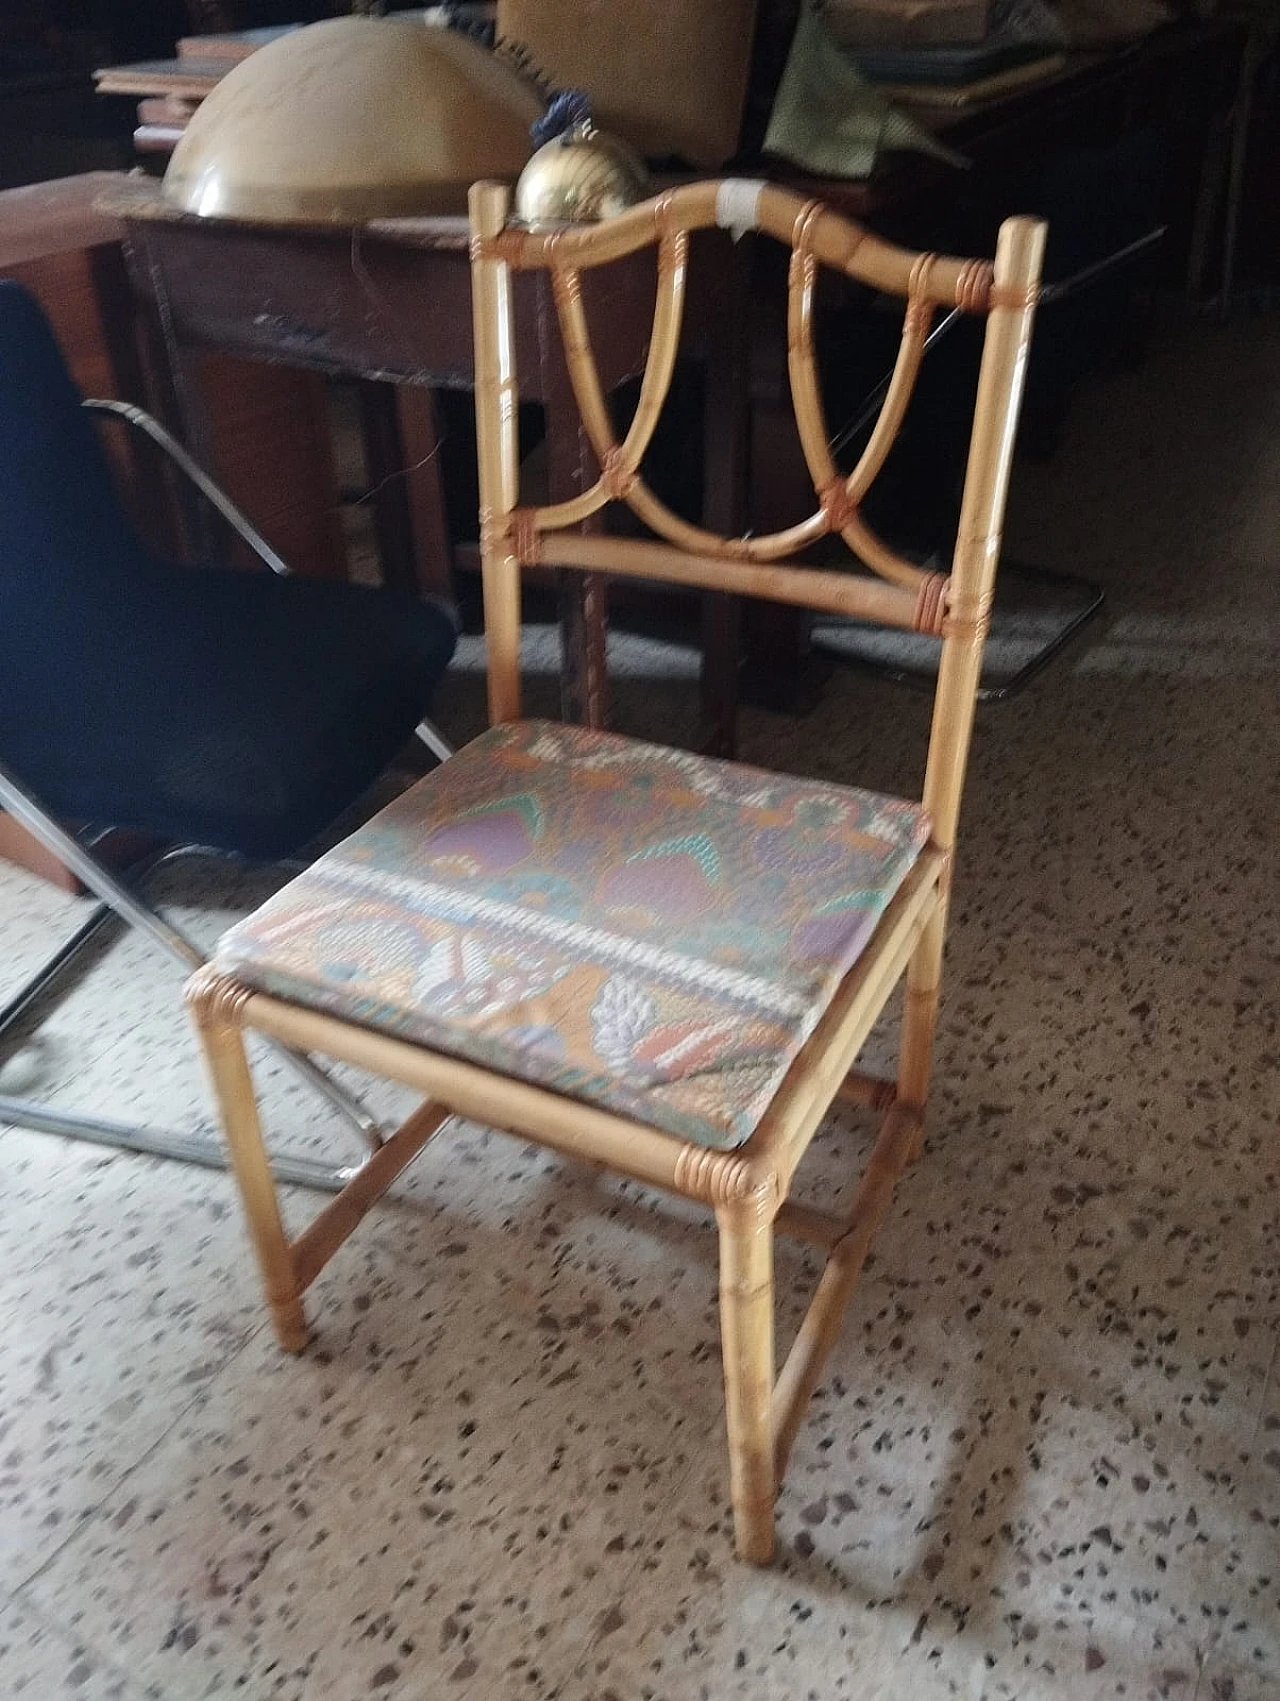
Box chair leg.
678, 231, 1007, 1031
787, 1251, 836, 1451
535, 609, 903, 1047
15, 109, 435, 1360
716, 1203, 776, 1564
897, 903, 946, 1163
193, 1010, 308, 1352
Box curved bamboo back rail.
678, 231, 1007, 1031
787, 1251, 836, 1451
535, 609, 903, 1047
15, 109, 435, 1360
470, 178, 1046, 847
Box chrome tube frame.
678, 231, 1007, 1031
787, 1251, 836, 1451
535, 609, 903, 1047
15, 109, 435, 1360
0, 402, 461, 1187
414, 718, 455, 763
0, 765, 380, 1192
84, 398, 293, 576
2, 399, 400, 1186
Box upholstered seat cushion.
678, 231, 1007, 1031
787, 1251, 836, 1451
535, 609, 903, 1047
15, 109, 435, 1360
214, 721, 930, 1150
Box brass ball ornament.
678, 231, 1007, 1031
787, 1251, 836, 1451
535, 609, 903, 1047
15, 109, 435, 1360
514, 92, 650, 228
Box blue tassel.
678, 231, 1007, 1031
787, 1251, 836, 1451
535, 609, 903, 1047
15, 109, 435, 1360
531, 89, 593, 148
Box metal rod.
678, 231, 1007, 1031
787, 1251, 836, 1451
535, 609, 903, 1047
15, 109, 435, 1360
0, 900, 118, 1036
276, 1050, 385, 1149
414, 718, 455, 763
829, 307, 961, 457
0, 763, 205, 968
1217, 27, 1262, 322
83, 399, 293, 577
0, 1095, 359, 1193
0, 765, 386, 1152
1037, 226, 1167, 306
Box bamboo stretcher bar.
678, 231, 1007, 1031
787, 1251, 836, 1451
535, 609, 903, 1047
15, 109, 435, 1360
771, 1100, 922, 1479
544, 533, 927, 630
773, 1198, 847, 1251
291, 1101, 451, 1293
835, 1071, 897, 1109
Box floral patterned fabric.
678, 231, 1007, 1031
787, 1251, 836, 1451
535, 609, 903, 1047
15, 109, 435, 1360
213, 721, 930, 1150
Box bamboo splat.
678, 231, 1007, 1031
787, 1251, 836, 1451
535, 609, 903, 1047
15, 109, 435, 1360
615, 232, 689, 476
785, 233, 933, 593
542, 234, 688, 525
546, 252, 832, 565
845, 283, 934, 506
537, 185, 945, 595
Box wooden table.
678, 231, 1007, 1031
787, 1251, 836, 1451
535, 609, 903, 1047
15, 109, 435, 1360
107, 177, 747, 748
92, 13, 1239, 707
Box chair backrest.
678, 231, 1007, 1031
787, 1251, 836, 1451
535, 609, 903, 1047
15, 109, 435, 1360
468, 179, 1046, 852
0, 280, 145, 592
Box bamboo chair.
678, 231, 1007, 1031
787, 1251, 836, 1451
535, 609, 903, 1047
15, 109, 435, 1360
187, 179, 1045, 1563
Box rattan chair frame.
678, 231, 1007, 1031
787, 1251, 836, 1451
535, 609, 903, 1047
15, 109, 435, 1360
188, 179, 1044, 1563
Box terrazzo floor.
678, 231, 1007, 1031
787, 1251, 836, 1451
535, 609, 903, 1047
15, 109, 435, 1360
2, 308, 1278, 1700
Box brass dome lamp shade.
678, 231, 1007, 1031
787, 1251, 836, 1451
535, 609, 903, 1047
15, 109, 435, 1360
163, 15, 543, 224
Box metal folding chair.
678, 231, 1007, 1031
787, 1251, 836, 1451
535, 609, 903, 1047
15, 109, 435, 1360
0, 281, 456, 1190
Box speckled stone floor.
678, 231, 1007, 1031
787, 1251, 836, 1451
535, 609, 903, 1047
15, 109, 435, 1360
2, 309, 1277, 1701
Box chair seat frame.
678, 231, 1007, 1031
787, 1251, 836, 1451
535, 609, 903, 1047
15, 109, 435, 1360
188, 179, 1045, 1560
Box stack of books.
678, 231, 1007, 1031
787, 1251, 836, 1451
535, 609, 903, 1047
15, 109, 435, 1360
821, 0, 1066, 109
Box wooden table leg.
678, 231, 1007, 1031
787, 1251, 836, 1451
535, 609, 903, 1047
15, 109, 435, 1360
353, 383, 455, 600
740, 395, 819, 714
395, 388, 454, 602
698, 238, 752, 757
356, 380, 422, 595
544, 380, 609, 729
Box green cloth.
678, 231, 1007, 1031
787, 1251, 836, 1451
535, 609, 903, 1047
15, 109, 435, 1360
764, 3, 967, 180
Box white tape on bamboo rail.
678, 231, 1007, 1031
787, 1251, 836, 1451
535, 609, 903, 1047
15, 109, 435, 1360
715, 179, 765, 242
